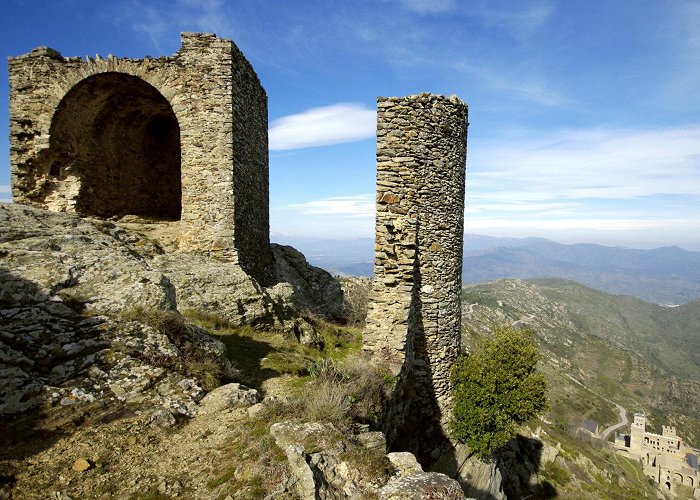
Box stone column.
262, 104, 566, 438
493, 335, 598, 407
364, 92, 468, 432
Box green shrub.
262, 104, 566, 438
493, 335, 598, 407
450, 327, 548, 459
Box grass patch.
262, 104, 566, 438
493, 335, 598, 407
204, 405, 290, 498
182, 307, 235, 330
199, 311, 365, 393
340, 444, 391, 490
211, 327, 312, 389
301, 357, 391, 430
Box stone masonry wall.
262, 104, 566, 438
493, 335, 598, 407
363, 93, 468, 452
8, 33, 272, 284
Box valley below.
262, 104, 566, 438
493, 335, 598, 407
461, 278, 700, 447
461, 278, 700, 497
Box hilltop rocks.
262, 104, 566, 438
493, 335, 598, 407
198, 383, 259, 414
269, 421, 464, 499
154, 252, 282, 326
0, 202, 350, 416
0, 204, 176, 316
271, 244, 348, 322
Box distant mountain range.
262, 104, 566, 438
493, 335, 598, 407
273, 234, 700, 304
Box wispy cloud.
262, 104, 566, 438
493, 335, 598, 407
290, 194, 374, 217
463, 125, 700, 246
455, 60, 567, 107
395, 0, 456, 15
659, 1, 700, 104
269, 103, 376, 150
473, 126, 700, 201
471, 1, 552, 40
0, 185, 10, 194
110, 0, 231, 51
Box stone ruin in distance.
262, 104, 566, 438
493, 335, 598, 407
8, 33, 468, 459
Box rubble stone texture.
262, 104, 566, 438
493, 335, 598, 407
8, 32, 272, 284
363, 93, 468, 451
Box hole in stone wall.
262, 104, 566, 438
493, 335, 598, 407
49, 72, 181, 220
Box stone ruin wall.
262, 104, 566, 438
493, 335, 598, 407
363, 93, 468, 452
8, 33, 272, 284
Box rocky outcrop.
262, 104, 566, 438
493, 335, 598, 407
0, 203, 176, 316
431, 443, 505, 500
271, 244, 348, 322
270, 420, 385, 498
381, 452, 465, 499
197, 382, 260, 414
269, 420, 464, 499
0, 202, 351, 415
429, 433, 560, 500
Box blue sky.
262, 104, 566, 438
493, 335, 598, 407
2, 0, 700, 249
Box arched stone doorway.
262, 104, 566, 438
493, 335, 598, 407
9, 34, 274, 284
49, 72, 181, 219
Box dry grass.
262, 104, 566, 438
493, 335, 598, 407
302, 357, 390, 430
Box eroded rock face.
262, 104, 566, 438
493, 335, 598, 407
271, 244, 348, 322
0, 202, 349, 415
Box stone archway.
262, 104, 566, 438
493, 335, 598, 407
49, 72, 181, 219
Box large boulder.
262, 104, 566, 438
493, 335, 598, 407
271, 244, 348, 322
0, 204, 175, 315
381, 452, 464, 499
430, 443, 505, 500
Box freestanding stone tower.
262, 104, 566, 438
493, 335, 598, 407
363, 93, 468, 461
8, 33, 272, 284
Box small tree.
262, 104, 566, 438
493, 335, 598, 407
450, 327, 548, 459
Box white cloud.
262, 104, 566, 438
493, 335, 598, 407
269, 103, 376, 150
0, 185, 10, 194
290, 194, 375, 217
